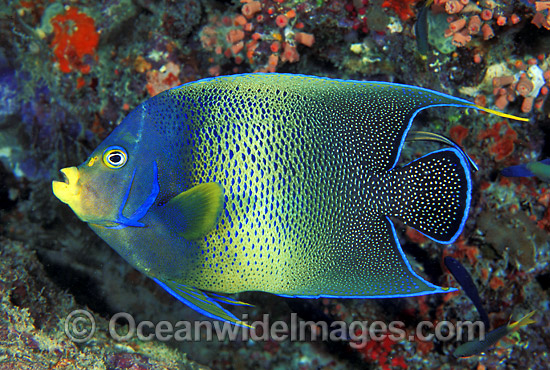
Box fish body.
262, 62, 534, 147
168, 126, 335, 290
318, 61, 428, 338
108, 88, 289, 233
415, 2, 430, 57
453, 311, 536, 357
407, 131, 478, 171
502, 158, 550, 181
52, 73, 527, 324
444, 256, 490, 328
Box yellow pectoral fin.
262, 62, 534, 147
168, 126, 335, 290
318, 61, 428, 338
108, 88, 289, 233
164, 183, 224, 240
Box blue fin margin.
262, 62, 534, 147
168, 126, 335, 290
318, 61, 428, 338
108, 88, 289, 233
153, 278, 253, 327
401, 148, 472, 245
278, 216, 456, 300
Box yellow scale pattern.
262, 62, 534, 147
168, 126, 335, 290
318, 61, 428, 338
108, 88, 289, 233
141, 74, 472, 297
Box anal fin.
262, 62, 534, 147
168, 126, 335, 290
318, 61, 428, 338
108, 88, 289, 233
153, 278, 252, 327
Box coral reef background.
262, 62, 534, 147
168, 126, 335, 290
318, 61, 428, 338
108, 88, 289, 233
1, 0, 550, 369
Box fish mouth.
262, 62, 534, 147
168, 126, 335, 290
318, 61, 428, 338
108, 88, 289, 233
52, 167, 81, 204
60, 169, 70, 184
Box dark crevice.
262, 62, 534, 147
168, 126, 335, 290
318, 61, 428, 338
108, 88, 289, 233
537, 124, 550, 160
513, 22, 550, 57
285, 298, 369, 368
401, 241, 444, 283
536, 271, 550, 291
37, 252, 114, 318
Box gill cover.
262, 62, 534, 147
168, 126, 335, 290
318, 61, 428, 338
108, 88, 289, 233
104, 161, 160, 229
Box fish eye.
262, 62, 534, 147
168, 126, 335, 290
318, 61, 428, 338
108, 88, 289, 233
103, 146, 128, 169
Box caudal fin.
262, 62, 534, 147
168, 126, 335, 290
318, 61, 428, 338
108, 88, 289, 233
509, 310, 536, 332
396, 148, 471, 244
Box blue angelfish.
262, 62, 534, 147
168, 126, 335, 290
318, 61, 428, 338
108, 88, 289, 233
52, 73, 528, 326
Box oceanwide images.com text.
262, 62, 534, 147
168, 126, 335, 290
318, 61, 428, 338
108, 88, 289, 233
65, 309, 485, 348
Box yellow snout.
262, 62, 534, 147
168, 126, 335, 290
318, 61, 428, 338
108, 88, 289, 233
52, 167, 81, 205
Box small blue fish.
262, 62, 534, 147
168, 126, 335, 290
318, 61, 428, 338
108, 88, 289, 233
52, 73, 528, 325
454, 311, 536, 357
444, 256, 489, 328
415, 1, 431, 58
502, 159, 550, 182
